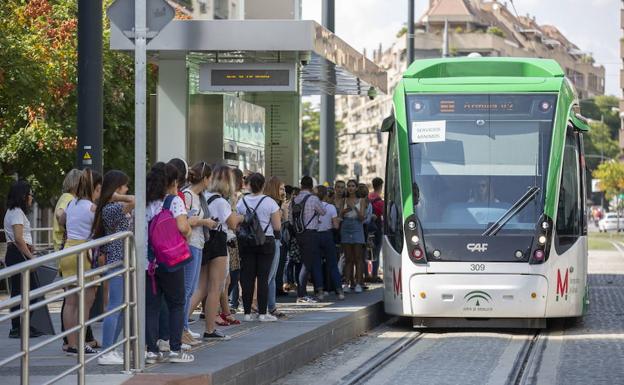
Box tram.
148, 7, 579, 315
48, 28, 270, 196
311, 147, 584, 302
381, 57, 589, 328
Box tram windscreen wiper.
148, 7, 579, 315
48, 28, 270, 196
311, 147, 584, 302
482, 186, 540, 236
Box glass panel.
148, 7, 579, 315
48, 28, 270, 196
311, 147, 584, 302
407, 94, 556, 235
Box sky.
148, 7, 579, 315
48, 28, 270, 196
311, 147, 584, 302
302, 0, 622, 96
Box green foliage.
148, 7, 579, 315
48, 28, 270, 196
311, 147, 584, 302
0, 0, 155, 205
396, 26, 407, 38
454, 26, 464, 34
593, 161, 624, 200
486, 26, 505, 38
584, 121, 620, 171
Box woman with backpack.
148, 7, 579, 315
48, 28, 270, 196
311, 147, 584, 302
316, 185, 344, 300
181, 162, 217, 346
59, 169, 102, 356
188, 165, 242, 340
145, 162, 194, 364
91, 170, 135, 365
236, 173, 281, 322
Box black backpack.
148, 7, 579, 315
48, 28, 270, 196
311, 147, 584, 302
238, 196, 269, 246
291, 194, 316, 234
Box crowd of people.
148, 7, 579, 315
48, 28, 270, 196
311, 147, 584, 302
2, 158, 385, 365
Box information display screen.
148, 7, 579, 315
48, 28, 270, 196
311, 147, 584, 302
211, 69, 291, 87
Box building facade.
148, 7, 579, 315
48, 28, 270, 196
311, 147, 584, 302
336, 0, 606, 183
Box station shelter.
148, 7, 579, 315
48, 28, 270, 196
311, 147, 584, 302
110, 8, 387, 185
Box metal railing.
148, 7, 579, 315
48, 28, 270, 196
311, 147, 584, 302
0, 227, 54, 252
0, 231, 139, 385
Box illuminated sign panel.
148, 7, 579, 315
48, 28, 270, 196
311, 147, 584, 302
200, 63, 296, 92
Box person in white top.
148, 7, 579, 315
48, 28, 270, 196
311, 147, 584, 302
181, 161, 217, 345
236, 173, 281, 322
145, 162, 194, 364
315, 185, 344, 300
188, 166, 243, 341
3, 180, 44, 339
59, 169, 102, 356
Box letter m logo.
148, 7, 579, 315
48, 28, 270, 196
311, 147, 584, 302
393, 267, 402, 298
556, 268, 569, 301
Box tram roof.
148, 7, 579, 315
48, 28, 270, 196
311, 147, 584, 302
404, 57, 565, 80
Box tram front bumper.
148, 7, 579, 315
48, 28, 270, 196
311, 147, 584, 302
408, 274, 548, 318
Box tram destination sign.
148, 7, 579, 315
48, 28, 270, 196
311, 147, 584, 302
200, 63, 296, 92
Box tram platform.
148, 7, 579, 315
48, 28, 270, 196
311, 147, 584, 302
0, 286, 384, 385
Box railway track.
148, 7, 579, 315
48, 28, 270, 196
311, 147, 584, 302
337, 327, 543, 385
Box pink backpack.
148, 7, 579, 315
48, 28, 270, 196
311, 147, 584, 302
148, 195, 191, 270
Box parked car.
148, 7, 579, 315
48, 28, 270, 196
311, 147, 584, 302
599, 212, 622, 232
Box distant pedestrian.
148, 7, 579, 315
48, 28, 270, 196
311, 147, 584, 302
3, 180, 44, 339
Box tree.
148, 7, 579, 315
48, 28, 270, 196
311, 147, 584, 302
0, 0, 156, 206
301, 101, 346, 182
584, 121, 620, 171
592, 161, 624, 201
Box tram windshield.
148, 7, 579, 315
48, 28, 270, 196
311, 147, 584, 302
407, 94, 556, 235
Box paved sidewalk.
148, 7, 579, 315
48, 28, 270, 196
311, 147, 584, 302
0, 286, 384, 385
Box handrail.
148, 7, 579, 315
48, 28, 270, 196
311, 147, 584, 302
0, 231, 140, 385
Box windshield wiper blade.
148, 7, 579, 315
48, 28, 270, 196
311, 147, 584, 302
482, 186, 540, 237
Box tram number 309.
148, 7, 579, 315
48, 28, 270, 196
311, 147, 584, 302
470, 264, 486, 271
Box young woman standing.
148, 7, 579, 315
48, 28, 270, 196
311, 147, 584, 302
92, 171, 135, 365
145, 162, 194, 364
237, 173, 281, 322
339, 180, 367, 293
60, 169, 102, 355
181, 162, 217, 345
263, 176, 286, 318
316, 185, 344, 300
3, 180, 44, 339
188, 166, 242, 340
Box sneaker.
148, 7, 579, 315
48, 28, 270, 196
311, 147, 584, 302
203, 329, 231, 341
296, 296, 318, 304
188, 329, 201, 339
269, 308, 287, 319
167, 350, 195, 363
188, 318, 196, 325
145, 351, 162, 364
66, 344, 98, 356
182, 330, 201, 346
98, 351, 123, 366
355, 285, 363, 293
181, 343, 191, 351
157, 339, 171, 352
258, 314, 278, 322
8, 328, 19, 339
243, 313, 257, 322
343, 286, 352, 293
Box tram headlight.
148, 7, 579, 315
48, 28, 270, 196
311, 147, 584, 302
410, 235, 420, 244
538, 235, 547, 245
407, 221, 417, 230
411, 247, 425, 260
541, 221, 549, 230
533, 249, 545, 261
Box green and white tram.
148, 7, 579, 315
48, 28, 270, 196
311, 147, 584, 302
381, 57, 589, 328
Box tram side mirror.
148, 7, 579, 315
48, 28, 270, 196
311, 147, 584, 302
381, 114, 395, 133
569, 109, 590, 132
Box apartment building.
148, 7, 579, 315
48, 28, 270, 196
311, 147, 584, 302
336, 0, 606, 182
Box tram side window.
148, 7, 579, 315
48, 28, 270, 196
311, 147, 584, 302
556, 130, 582, 252
385, 131, 404, 253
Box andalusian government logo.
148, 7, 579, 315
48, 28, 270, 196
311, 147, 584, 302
463, 290, 494, 312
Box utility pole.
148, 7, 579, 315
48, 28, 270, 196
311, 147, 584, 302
408, 0, 415, 64
319, 0, 336, 185
77, 0, 103, 173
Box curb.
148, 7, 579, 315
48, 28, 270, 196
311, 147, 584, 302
125, 291, 386, 385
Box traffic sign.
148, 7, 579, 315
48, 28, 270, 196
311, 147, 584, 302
107, 0, 174, 39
